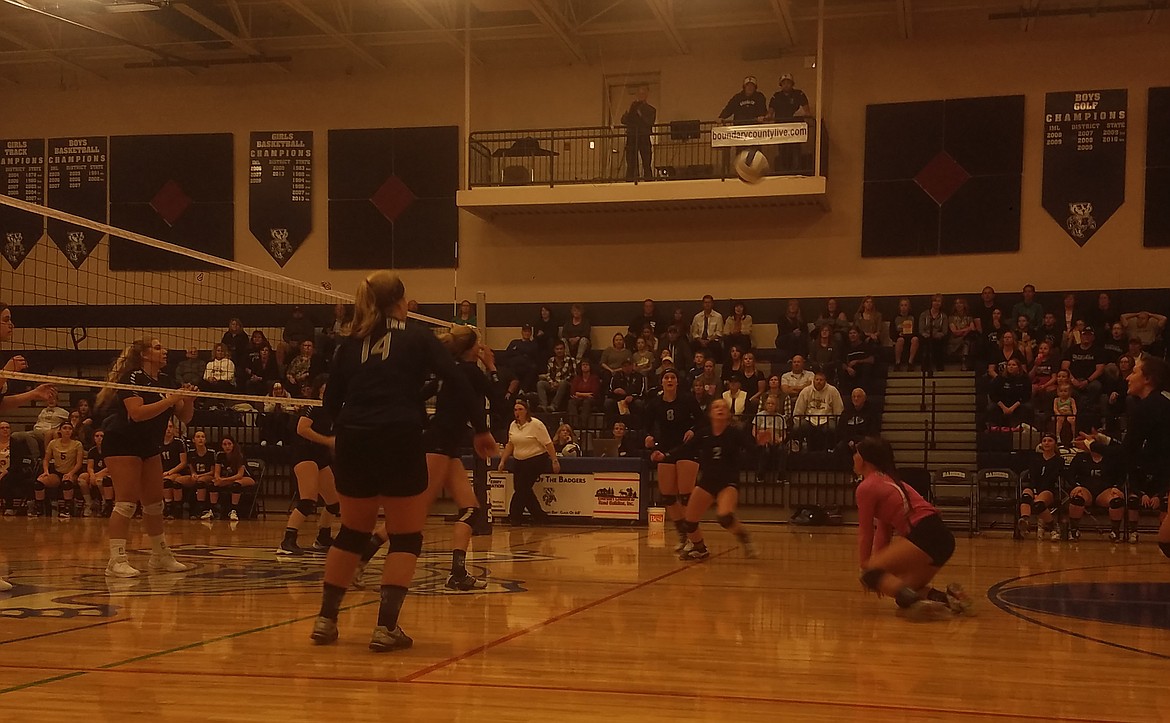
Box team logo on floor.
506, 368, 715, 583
0, 545, 551, 619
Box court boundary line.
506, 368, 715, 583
987, 561, 1170, 661
0, 618, 128, 648
401, 548, 737, 682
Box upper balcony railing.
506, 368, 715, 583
467, 119, 824, 188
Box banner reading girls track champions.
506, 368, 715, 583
0, 138, 45, 269
1042, 89, 1127, 247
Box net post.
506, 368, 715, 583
472, 290, 493, 536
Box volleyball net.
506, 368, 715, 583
0, 192, 456, 410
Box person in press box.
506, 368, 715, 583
767, 73, 811, 174
621, 86, 657, 182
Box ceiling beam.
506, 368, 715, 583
225, 0, 249, 37
769, 0, 797, 47
895, 0, 912, 39
399, 0, 480, 62
0, 25, 106, 80
282, 0, 385, 69
172, 3, 262, 56
526, 0, 587, 62
644, 0, 688, 53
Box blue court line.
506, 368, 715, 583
0, 617, 128, 648
986, 562, 1170, 661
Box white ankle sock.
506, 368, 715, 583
150, 534, 169, 554
109, 538, 127, 560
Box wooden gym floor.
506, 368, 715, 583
0, 517, 1167, 722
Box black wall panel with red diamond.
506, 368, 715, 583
1145, 87, 1170, 248
862, 95, 1023, 258
109, 133, 234, 270
327, 126, 458, 270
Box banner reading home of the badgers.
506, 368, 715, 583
1042, 89, 1127, 247
711, 122, 808, 147
488, 471, 641, 522
249, 131, 312, 267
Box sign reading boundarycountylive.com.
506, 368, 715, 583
1042, 89, 1127, 247
711, 122, 809, 147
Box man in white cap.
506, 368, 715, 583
718, 75, 768, 124
767, 73, 811, 173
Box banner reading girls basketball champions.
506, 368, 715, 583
1042, 89, 1127, 247
249, 131, 312, 267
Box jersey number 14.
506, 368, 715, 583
362, 332, 393, 362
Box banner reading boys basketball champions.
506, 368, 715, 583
1042, 89, 1127, 247
249, 131, 312, 267
47, 136, 108, 269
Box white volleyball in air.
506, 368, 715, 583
734, 148, 770, 184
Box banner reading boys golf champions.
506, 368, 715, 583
1042, 89, 1127, 247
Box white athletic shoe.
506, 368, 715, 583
229, 510, 239, 522
1049, 528, 1061, 542
1128, 532, 1139, 544
106, 557, 141, 578
674, 539, 694, 555
742, 538, 760, 559
0, 576, 12, 592
148, 551, 191, 573
199, 509, 213, 521
350, 560, 368, 590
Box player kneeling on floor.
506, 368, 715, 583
854, 437, 973, 617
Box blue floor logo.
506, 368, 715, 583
0, 545, 551, 619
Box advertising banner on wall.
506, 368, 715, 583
1042, 89, 1127, 247
488, 471, 642, 523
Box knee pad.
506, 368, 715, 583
1128, 495, 1142, 511
717, 514, 736, 529
1020, 492, 1033, 507
102, 477, 113, 488
1032, 499, 1047, 514
1069, 494, 1086, 508
681, 520, 699, 534
333, 525, 371, 555
388, 531, 424, 557
860, 568, 885, 592
1160, 542, 1170, 559
113, 501, 137, 519
1108, 495, 1124, 510
34, 480, 45, 491
61, 480, 74, 491
324, 502, 340, 516
296, 498, 317, 517
679, 493, 691, 507
141, 500, 164, 516
455, 506, 477, 525
230, 482, 243, 493
661, 494, 678, 507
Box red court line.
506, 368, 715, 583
401, 549, 736, 682
407, 678, 1132, 723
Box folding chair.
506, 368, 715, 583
976, 468, 1019, 532
244, 458, 267, 519
931, 468, 977, 536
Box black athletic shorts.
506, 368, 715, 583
100, 432, 160, 460
697, 473, 737, 497
905, 513, 955, 568
422, 424, 468, 459
293, 444, 332, 470
660, 437, 696, 463
334, 423, 427, 499
1083, 484, 1120, 502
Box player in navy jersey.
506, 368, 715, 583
81, 429, 114, 517
310, 271, 495, 652
1019, 433, 1064, 541
652, 399, 758, 560
96, 337, 196, 578
1066, 440, 1124, 542
210, 435, 256, 522
279, 381, 340, 556
187, 430, 217, 520
158, 421, 188, 520
643, 369, 704, 553
1084, 357, 1170, 551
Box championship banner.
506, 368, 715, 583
47, 136, 108, 269
249, 131, 312, 267
1042, 89, 1127, 247
711, 122, 808, 147
0, 138, 45, 269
